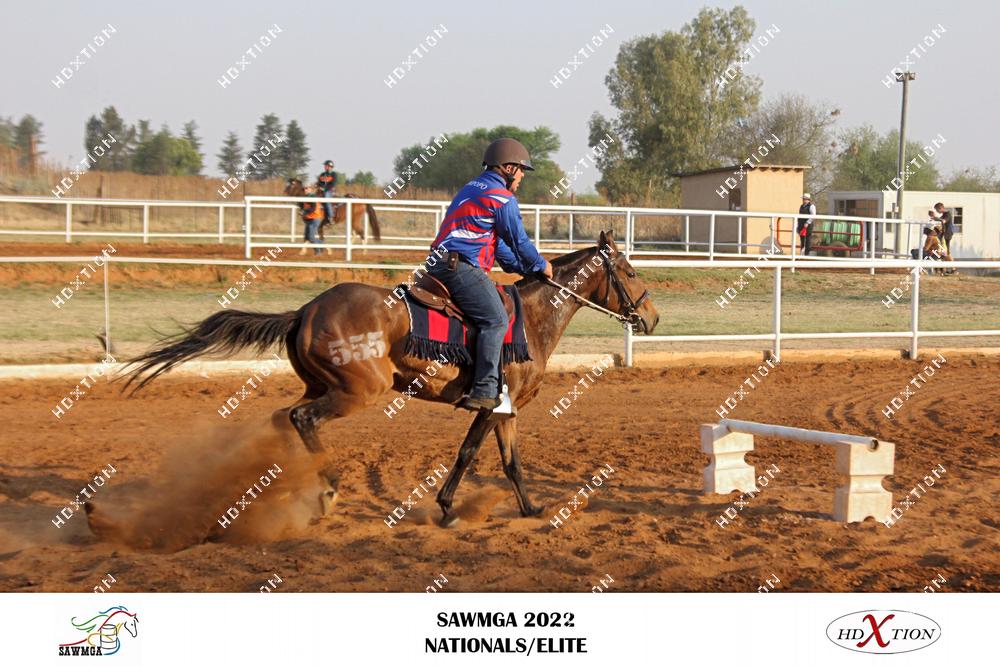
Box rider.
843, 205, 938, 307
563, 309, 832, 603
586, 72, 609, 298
317, 160, 338, 223
427, 138, 553, 411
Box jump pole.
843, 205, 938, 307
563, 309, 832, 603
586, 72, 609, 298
700, 419, 895, 523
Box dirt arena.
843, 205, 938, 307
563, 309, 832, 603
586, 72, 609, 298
0, 356, 996, 593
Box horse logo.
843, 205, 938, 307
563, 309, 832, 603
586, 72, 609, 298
58, 605, 138, 656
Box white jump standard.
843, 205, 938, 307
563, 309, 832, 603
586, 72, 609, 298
700, 419, 896, 523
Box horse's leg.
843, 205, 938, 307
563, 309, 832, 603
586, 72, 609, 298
436, 411, 497, 526
288, 390, 372, 515
495, 417, 543, 517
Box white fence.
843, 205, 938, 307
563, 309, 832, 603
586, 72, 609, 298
1, 255, 997, 368
0, 194, 942, 274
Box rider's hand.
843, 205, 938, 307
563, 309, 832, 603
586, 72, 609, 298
541, 262, 553, 279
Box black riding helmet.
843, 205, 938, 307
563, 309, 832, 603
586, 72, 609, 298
482, 138, 533, 188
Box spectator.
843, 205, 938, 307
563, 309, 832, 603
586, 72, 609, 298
930, 202, 954, 255
300, 185, 324, 256
797, 193, 816, 255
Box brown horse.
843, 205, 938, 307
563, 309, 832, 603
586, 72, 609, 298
123, 231, 658, 525
284, 178, 382, 244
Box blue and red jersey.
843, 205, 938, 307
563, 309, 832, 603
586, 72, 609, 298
431, 171, 548, 274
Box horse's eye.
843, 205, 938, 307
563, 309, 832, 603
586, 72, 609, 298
626, 270, 636, 278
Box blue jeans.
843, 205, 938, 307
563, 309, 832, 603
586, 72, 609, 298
427, 259, 507, 399
305, 219, 322, 255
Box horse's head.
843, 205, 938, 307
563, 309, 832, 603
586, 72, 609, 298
121, 613, 139, 638
284, 178, 304, 197
592, 230, 659, 334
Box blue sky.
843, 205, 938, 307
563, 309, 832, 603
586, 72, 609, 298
1, 0, 988, 192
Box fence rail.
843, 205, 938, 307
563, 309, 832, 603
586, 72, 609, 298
2, 255, 997, 368
1, 193, 940, 274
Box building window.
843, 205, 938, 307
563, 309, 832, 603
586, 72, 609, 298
952, 207, 963, 232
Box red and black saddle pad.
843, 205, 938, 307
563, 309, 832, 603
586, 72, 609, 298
402, 284, 531, 366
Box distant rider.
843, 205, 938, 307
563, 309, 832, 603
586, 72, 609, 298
318, 159, 338, 223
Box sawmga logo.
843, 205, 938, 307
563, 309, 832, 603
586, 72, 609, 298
826, 610, 940, 654
57, 605, 139, 656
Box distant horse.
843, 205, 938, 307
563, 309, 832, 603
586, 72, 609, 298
123, 231, 658, 526
284, 178, 381, 244
59, 606, 138, 656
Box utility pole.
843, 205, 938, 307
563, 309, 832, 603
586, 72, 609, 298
894, 70, 916, 256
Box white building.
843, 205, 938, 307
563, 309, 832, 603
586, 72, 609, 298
827, 190, 1000, 259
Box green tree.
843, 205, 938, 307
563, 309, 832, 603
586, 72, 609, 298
942, 166, 999, 193
0, 117, 17, 148
81, 107, 133, 170
276, 119, 308, 179
13, 114, 44, 168
347, 170, 377, 186
250, 113, 283, 180
132, 126, 202, 176
589, 6, 762, 204
390, 125, 563, 202
180, 120, 204, 174
725, 94, 842, 196
217, 131, 244, 178
832, 126, 940, 192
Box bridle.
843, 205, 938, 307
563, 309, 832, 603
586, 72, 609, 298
543, 246, 650, 331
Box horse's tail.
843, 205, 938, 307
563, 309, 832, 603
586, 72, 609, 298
365, 204, 381, 241
121, 309, 299, 394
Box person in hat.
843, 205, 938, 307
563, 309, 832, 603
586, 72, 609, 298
317, 160, 338, 223
426, 138, 552, 412
797, 193, 817, 256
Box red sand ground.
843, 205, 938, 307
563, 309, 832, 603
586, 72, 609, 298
0, 357, 996, 592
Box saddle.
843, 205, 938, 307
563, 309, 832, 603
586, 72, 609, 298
408, 272, 514, 323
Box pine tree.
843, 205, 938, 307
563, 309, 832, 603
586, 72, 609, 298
180, 120, 204, 175
217, 131, 244, 178
97, 107, 131, 170
249, 113, 283, 180
13, 115, 44, 168
277, 119, 309, 179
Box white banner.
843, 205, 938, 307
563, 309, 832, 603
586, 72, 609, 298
2, 592, 991, 664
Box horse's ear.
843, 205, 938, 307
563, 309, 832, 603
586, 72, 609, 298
601, 229, 618, 252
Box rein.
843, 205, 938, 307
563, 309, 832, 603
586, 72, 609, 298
541, 247, 649, 329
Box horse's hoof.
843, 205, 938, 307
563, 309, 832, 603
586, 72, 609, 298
522, 505, 544, 518
439, 513, 460, 528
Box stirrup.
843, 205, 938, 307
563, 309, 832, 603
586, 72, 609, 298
494, 383, 516, 416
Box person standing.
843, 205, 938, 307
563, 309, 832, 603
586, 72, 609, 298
301, 185, 325, 256
797, 193, 816, 256
317, 160, 338, 223
931, 202, 954, 255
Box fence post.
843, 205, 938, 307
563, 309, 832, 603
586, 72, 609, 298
218, 206, 225, 243
534, 207, 541, 246
790, 217, 796, 273
869, 222, 876, 275
769, 216, 775, 252
289, 206, 296, 242
625, 210, 632, 260
243, 199, 252, 259
569, 212, 574, 248
773, 266, 782, 362
65, 202, 73, 242
363, 205, 370, 245
142, 204, 150, 244
708, 214, 715, 261
684, 214, 690, 252
910, 266, 920, 359
345, 201, 353, 261
103, 258, 112, 356
737, 215, 743, 255
624, 320, 633, 367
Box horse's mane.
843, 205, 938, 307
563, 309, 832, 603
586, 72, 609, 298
514, 246, 598, 289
